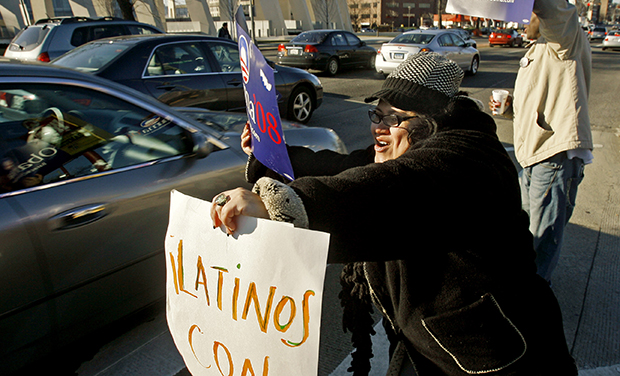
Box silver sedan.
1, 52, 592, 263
375, 29, 480, 77
0, 59, 345, 374
602, 29, 620, 51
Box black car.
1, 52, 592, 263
276, 29, 377, 76
52, 34, 323, 124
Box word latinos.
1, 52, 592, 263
168, 239, 315, 348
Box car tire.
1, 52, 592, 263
489, 43, 494, 47
602, 47, 607, 51
326, 58, 339, 76
466, 55, 479, 76
366, 55, 376, 70
288, 86, 314, 124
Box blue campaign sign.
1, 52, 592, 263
235, 9, 295, 181
446, 0, 535, 24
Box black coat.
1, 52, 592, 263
247, 98, 577, 375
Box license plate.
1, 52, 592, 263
393, 52, 405, 59
289, 49, 300, 55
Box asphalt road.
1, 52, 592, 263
34, 37, 620, 376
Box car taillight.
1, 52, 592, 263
277, 44, 286, 52
420, 48, 432, 52
37, 52, 50, 62
304, 45, 318, 53
507, 35, 512, 39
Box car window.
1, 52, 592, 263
344, 32, 361, 46
147, 43, 213, 76
53, 42, 130, 73
205, 42, 241, 73
391, 33, 435, 44
127, 25, 160, 35
8, 26, 50, 52
449, 33, 465, 46
331, 33, 347, 46
438, 34, 455, 47
291, 31, 328, 43
71, 25, 126, 47
0, 84, 193, 194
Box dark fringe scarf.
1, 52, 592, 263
339, 262, 376, 376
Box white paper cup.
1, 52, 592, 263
492, 89, 509, 115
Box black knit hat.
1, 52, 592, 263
365, 51, 464, 115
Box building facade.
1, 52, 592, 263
349, 0, 437, 31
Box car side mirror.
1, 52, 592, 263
192, 132, 227, 159
360, 41, 367, 46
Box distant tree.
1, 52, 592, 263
313, 0, 338, 29
116, 0, 136, 20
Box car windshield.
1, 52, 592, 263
291, 31, 329, 44
52, 42, 129, 72
8, 26, 51, 52
391, 33, 435, 44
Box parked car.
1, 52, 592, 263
602, 29, 620, 50
3, 16, 163, 62
488, 29, 523, 47
520, 29, 536, 46
375, 29, 480, 77
276, 29, 377, 76
52, 34, 322, 124
0, 59, 346, 375
447, 28, 477, 48
588, 26, 607, 41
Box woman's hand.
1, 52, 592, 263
488, 94, 513, 116
211, 187, 269, 235
241, 122, 253, 156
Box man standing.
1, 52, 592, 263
218, 22, 232, 39
492, 0, 593, 283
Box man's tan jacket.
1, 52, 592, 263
513, 0, 592, 168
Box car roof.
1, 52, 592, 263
0, 58, 169, 105
75, 33, 229, 47
402, 29, 449, 35
299, 29, 349, 33
32, 16, 156, 27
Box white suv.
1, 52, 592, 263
4, 16, 163, 62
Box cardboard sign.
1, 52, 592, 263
446, 0, 535, 23
165, 190, 330, 376
235, 7, 295, 181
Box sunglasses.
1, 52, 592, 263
368, 109, 418, 127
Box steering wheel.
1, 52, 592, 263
42, 107, 66, 133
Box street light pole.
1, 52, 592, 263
408, 6, 411, 27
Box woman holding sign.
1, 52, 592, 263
211, 52, 577, 375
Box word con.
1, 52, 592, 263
188, 326, 269, 376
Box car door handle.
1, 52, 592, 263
156, 84, 177, 91
49, 204, 108, 231
226, 78, 242, 86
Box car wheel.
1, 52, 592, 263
489, 43, 494, 47
326, 58, 339, 76
602, 47, 607, 51
288, 86, 314, 124
367, 55, 376, 70
466, 55, 479, 76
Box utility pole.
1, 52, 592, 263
408, 6, 411, 27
